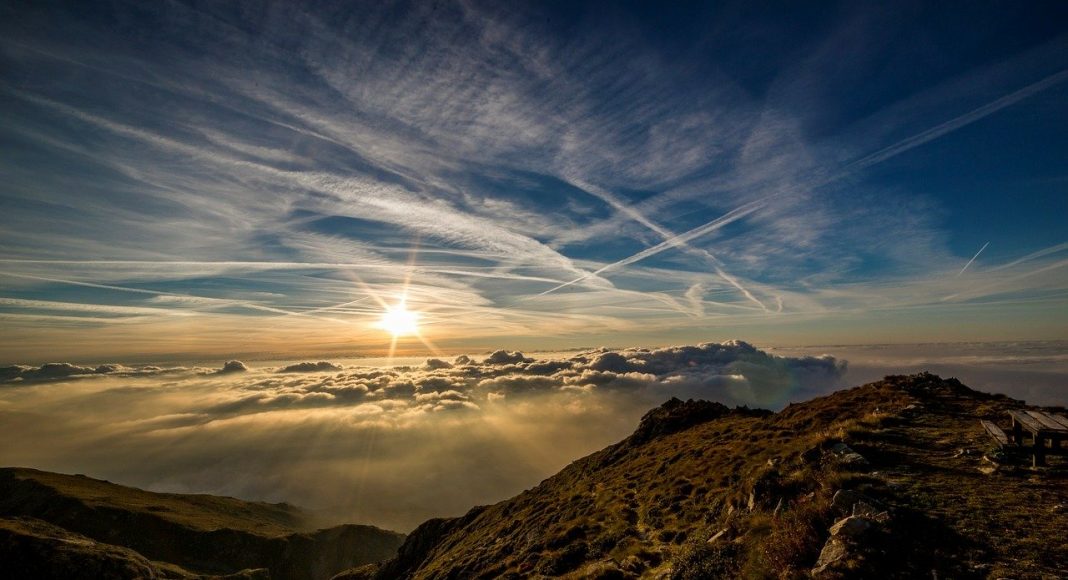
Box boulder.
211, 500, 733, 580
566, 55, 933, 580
830, 489, 884, 517
831, 490, 869, 514
829, 443, 869, 468
829, 516, 873, 538
811, 537, 850, 577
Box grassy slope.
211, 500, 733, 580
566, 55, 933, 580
0, 467, 304, 536
0, 516, 172, 579
353, 373, 1067, 579
0, 468, 405, 580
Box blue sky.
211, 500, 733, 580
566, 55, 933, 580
1, 0, 1066, 362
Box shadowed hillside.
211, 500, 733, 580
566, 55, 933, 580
337, 373, 1068, 579
0, 468, 404, 580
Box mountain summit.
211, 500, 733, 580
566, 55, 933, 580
338, 373, 1067, 579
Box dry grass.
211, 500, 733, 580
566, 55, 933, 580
365, 373, 1068, 579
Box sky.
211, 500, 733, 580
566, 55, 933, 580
1, 0, 1067, 363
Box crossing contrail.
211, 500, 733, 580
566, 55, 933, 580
536, 198, 766, 297
957, 241, 990, 276
545, 70, 1068, 302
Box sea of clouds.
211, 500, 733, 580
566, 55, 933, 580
1, 340, 847, 531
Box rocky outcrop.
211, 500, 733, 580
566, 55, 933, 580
812, 491, 892, 578
629, 398, 732, 445
828, 443, 869, 468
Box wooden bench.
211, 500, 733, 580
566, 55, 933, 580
981, 420, 1009, 448
1007, 409, 1068, 467
1046, 413, 1068, 430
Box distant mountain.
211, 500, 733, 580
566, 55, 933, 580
0, 468, 404, 579
338, 374, 1068, 579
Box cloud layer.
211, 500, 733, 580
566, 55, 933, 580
0, 341, 844, 531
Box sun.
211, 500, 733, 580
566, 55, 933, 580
378, 302, 419, 337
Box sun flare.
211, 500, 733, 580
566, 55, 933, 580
378, 303, 420, 337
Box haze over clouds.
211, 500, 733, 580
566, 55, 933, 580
0, 341, 847, 531
773, 340, 1068, 407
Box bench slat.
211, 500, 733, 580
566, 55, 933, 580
1008, 410, 1044, 433
1051, 414, 1068, 430
1026, 410, 1068, 432
981, 420, 1009, 447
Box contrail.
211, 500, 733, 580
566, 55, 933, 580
567, 176, 768, 311
988, 240, 1068, 272
0, 271, 351, 322
846, 69, 1068, 173
944, 257, 1068, 302
551, 70, 1068, 304
957, 241, 990, 276
536, 198, 766, 297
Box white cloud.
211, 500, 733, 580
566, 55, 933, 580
0, 341, 845, 530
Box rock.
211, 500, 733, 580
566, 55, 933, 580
812, 516, 880, 577
1051, 504, 1065, 514
829, 516, 873, 538
830, 489, 882, 516
830, 443, 869, 468
811, 537, 850, 577
747, 491, 756, 512
896, 403, 925, 420
852, 501, 888, 521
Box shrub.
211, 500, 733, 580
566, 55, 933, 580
759, 499, 833, 576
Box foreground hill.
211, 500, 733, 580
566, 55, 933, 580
0, 468, 404, 579
340, 373, 1068, 579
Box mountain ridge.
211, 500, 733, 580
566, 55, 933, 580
0, 467, 404, 580
336, 373, 1068, 579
